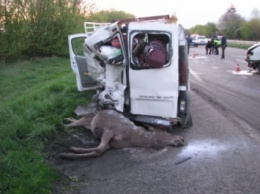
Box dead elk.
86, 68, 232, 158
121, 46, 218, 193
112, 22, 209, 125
59, 109, 184, 159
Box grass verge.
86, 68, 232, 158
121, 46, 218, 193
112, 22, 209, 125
227, 42, 254, 49
0, 57, 95, 194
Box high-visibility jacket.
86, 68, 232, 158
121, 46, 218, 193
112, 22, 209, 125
214, 39, 221, 46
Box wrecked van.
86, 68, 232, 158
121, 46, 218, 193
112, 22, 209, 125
68, 15, 192, 130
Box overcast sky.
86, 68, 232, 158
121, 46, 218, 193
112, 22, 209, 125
92, 0, 259, 28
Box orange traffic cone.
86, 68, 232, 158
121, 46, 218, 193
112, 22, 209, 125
192, 52, 198, 58
235, 64, 241, 73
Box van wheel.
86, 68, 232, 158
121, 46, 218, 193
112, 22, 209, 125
257, 66, 260, 72
182, 114, 193, 129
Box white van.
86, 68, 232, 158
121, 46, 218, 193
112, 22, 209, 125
68, 15, 192, 130
245, 42, 260, 71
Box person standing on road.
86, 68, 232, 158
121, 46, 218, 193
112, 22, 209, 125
211, 35, 217, 54
221, 35, 227, 59
205, 40, 213, 55
213, 38, 221, 55
186, 35, 192, 54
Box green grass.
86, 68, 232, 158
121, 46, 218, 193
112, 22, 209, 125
228, 42, 254, 49
0, 58, 95, 194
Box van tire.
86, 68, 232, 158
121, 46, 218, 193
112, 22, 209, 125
182, 114, 193, 129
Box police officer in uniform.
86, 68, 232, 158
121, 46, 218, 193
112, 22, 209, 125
221, 35, 227, 59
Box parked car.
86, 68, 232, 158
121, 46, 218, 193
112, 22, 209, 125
68, 15, 193, 129
245, 42, 260, 71
194, 35, 208, 45
217, 35, 222, 40
190, 36, 198, 47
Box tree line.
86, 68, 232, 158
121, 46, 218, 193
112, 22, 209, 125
0, 0, 134, 63
0, 1, 259, 63
189, 8, 260, 40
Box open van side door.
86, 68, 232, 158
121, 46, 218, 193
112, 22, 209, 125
68, 33, 99, 91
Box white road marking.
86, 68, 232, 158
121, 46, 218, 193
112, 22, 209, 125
189, 55, 258, 77
189, 56, 208, 59
236, 59, 247, 64
231, 70, 255, 75
190, 68, 204, 83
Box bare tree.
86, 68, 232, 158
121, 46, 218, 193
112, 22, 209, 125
217, 8, 245, 39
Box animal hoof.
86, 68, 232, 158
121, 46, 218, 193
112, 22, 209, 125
174, 136, 185, 146
65, 117, 76, 122
174, 140, 184, 146
68, 146, 79, 153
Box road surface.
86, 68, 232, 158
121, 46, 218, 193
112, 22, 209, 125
55, 46, 260, 194
189, 46, 260, 130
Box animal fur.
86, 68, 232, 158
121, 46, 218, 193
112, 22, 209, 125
59, 109, 184, 159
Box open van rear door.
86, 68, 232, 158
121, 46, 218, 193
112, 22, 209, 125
127, 22, 179, 118
68, 33, 98, 91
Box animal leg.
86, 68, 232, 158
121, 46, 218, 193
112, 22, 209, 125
64, 114, 94, 128
69, 130, 114, 153
59, 130, 114, 159
65, 117, 77, 123
59, 145, 110, 159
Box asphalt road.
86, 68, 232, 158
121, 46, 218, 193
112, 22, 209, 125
57, 46, 260, 194
189, 46, 260, 130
